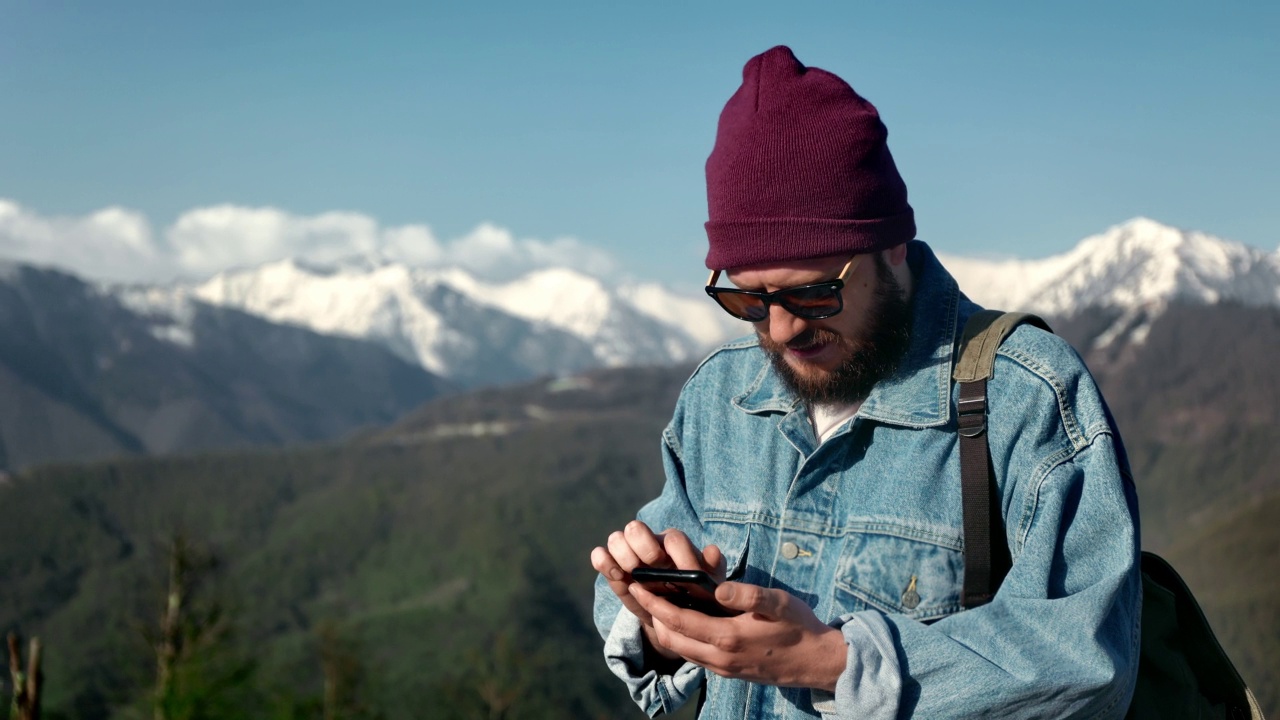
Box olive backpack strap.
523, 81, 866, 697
952, 310, 1051, 609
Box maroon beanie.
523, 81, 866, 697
704, 46, 915, 269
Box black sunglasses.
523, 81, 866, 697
704, 256, 862, 322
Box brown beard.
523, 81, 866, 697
758, 254, 913, 405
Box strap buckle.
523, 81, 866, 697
957, 394, 987, 438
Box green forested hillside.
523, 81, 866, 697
1161, 490, 1280, 715
3, 327, 1278, 717
0, 367, 686, 718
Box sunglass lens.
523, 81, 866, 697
714, 292, 768, 321
778, 286, 842, 318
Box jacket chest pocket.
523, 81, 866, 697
832, 530, 963, 621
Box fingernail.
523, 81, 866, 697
719, 583, 735, 602
609, 568, 622, 581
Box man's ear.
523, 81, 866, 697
886, 243, 909, 266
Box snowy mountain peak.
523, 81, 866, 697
103, 216, 1278, 383
465, 267, 614, 337
1101, 216, 1184, 245
114, 256, 715, 383
1077, 217, 1255, 278
941, 218, 1280, 319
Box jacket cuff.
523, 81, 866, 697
810, 611, 902, 720
603, 608, 704, 717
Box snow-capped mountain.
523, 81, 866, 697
940, 217, 1280, 314
11, 216, 1277, 472
111, 217, 1278, 385
117, 259, 740, 387
939, 218, 1280, 345
0, 261, 448, 470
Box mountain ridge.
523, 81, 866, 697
0, 263, 449, 471
940, 217, 1280, 312
112, 217, 1280, 382
118, 258, 738, 385
2, 216, 1277, 469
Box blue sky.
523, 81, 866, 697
1, 1, 1277, 287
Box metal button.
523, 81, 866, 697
781, 541, 799, 559
901, 575, 920, 609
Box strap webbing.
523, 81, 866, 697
958, 378, 998, 607
955, 311, 1050, 609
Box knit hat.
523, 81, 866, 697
704, 46, 916, 270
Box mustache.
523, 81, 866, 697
759, 327, 846, 353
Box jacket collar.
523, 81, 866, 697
732, 241, 961, 429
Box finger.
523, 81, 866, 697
590, 546, 627, 583
632, 584, 694, 639
592, 546, 652, 620
590, 554, 647, 615
624, 520, 670, 568
631, 583, 722, 646
661, 529, 703, 570
716, 582, 789, 619
650, 616, 718, 668
607, 530, 643, 572
702, 544, 724, 579
609, 579, 651, 621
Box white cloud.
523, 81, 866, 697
0, 199, 171, 281
447, 222, 617, 280
167, 205, 390, 274
0, 198, 619, 283
381, 224, 443, 266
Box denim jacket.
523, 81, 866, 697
593, 241, 1142, 719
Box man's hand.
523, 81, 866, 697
590, 520, 723, 660
629, 580, 848, 691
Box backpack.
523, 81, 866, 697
953, 310, 1264, 720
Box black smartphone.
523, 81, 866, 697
630, 567, 740, 617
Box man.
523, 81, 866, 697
590, 46, 1141, 719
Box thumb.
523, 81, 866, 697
715, 582, 785, 619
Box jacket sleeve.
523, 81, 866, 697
817, 430, 1142, 719
592, 421, 708, 717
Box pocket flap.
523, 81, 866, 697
834, 531, 963, 621
705, 522, 750, 581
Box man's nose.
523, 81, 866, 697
765, 303, 808, 345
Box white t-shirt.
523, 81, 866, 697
808, 401, 862, 444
